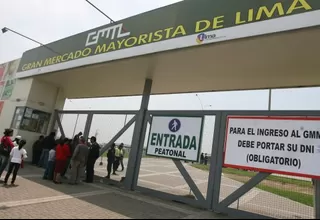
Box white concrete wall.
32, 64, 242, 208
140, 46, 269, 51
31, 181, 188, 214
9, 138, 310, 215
0, 78, 33, 138
0, 77, 66, 161
0, 59, 66, 162
16, 79, 66, 161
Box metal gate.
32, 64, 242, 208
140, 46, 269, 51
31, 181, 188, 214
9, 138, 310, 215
50, 109, 320, 219
210, 110, 320, 219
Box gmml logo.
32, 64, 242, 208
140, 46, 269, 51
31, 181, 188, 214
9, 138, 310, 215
85, 23, 130, 47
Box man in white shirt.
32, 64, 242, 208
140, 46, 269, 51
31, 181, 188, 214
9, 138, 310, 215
43, 148, 56, 180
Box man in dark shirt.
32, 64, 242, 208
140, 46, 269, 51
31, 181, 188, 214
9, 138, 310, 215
200, 153, 204, 164
32, 135, 44, 165
106, 143, 116, 179
204, 153, 208, 165
85, 136, 100, 183
38, 132, 56, 168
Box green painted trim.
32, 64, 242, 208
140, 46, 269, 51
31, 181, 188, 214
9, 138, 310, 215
17, 0, 320, 73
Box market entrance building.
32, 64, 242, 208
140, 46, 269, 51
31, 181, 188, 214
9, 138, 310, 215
0, 0, 319, 218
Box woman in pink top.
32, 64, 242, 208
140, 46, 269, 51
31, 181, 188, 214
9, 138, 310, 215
0, 129, 14, 179
4, 139, 27, 186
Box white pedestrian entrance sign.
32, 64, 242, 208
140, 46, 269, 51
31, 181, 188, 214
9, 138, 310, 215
146, 116, 203, 161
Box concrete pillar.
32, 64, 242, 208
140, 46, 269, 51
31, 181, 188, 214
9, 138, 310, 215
124, 78, 152, 190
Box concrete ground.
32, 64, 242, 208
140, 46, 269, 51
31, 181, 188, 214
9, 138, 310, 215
0, 164, 227, 219
94, 158, 314, 219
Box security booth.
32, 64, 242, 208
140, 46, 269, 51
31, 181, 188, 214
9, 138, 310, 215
0, 0, 318, 219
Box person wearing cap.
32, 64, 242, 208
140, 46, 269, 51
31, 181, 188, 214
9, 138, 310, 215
0, 129, 14, 179
32, 135, 44, 165
13, 136, 22, 147
69, 136, 89, 185
85, 136, 100, 183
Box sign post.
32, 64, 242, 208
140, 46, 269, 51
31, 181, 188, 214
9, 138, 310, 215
315, 179, 320, 219
146, 116, 204, 162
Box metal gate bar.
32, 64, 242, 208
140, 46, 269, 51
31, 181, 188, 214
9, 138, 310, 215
83, 113, 93, 139
173, 160, 206, 203
56, 110, 138, 115
99, 115, 137, 155
219, 172, 270, 209
135, 186, 205, 209
56, 111, 66, 138
206, 112, 222, 209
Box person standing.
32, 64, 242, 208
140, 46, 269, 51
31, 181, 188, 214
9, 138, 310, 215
0, 129, 14, 180
113, 145, 121, 174
85, 136, 100, 183
118, 143, 125, 172
72, 132, 82, 152
32, 135, 44, 165
200, 153, 204, 164
13, 136, 23, 168
106, 143, 116, 179
69, 136, 89, 185
43, 147, 56, 180
54, 138, 71, 184
38, 132, 56, 168
60, 139, 72, 178
204, 153, 208, 165
4, 139, 27, 186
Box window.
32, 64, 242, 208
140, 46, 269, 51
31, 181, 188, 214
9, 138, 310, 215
11, 107, 51, 134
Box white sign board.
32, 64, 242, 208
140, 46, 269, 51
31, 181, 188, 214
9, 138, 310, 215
224, 116, 320, 179
146, 116, 203, 162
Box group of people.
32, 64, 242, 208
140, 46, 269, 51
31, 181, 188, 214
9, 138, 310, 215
200, 153, 209, 165
0, 128, 127, 186
36, 131, 101, 184
0, 129, 28, 186
105, 143, 125, 179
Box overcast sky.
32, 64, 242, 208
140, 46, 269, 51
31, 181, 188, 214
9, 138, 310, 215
1, 0, 320, 153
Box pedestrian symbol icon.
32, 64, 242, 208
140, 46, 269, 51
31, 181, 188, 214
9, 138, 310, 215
169, 119, 181, 132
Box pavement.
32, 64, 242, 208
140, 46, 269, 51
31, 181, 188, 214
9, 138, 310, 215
94, 158, 314, 219
0, 157, 314, 219
0, 164, 228, 219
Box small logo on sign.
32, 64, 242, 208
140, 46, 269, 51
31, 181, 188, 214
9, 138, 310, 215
196, 33, 225, 44
169, 119, 181, 133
